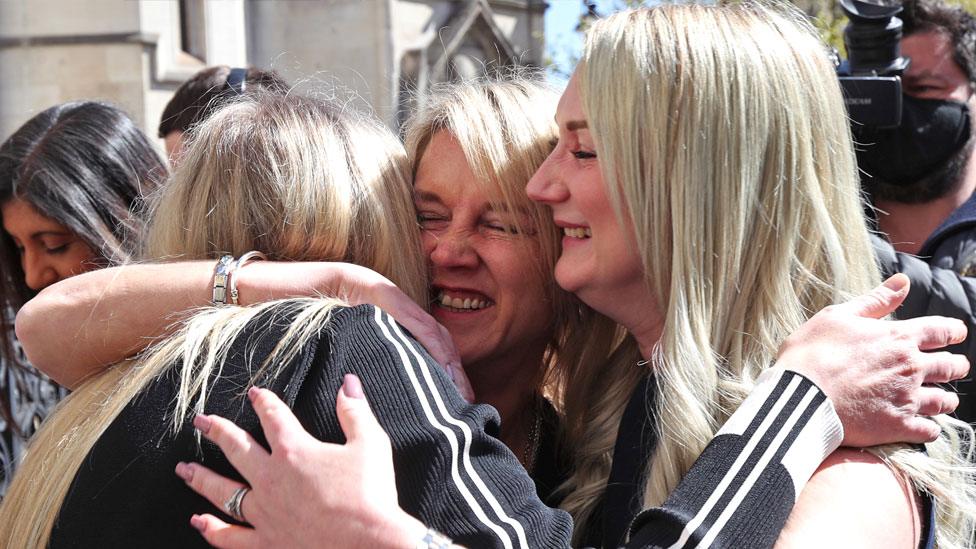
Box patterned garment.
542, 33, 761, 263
0, 333, 66, 499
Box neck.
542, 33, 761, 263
631, 316, 664, 362
464, 343, 546, 460
585, 281, 663, 361
876, 155, 976, 255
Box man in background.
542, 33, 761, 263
862, 0, 976, 271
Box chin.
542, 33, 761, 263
554, 263, 588, 295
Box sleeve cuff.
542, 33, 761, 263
627, 367, 844, 548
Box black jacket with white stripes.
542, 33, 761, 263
597, 371, 846, 548
51, 304, 843, 548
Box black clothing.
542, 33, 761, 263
873, 231, 976, 423
531, 397, 572, 508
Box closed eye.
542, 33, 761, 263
44, 244, 70, 255
484, 221, 519, 234
417, 213, 449, 231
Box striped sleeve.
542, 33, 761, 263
626, 368, 844, 549
297, 305, 573, 549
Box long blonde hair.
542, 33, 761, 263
0, 93, 427, 546
562, 3, 976, 546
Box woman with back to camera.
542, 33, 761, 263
0, 101, 164, 495
0, 94, 472, 547
177, 3, 976, 548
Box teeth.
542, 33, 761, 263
436, 291, 491, 311
563, 227, 592, 239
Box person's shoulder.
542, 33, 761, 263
776, 448, 923, 548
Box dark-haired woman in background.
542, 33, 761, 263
0, 100, 166, 495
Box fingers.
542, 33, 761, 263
899, 416, 943, 444
920, 351, 970, 383
246, 387, 310, 456
838, 273, 909, 319
193, 413, 269, 480
834, 274, 910, 319
439, 323, 462, 368
915, 385, 961, 417
190, 514, 259, 549
896, 317, 969, 351
401, 311, 461, 370
176, 462, 254, 524
448, 362, 475, 403
335, 374, 384, 445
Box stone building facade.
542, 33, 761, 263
0, 0, 547, 143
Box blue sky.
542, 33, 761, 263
543, 1, 631, 87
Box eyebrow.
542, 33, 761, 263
32, 230, 72, 239
414, 190, 533, 216
414, 190, 442, 204
566, 120, 588, 131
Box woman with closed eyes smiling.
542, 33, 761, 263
0, 100, 165, 496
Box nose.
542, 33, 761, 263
21, 249, 58, 291
426, 227, 479, 270
526, 150, 568, 204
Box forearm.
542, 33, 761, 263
627, 369, 842, 548
16, 260, 348, 388
16, 262, 213, 387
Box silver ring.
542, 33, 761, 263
223, 485, 250, 523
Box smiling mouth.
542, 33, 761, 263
563, 227, 592, 239
434, 290, 494, 311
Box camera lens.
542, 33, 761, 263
841, 0, 908, 75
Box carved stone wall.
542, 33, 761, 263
0, 0, 546, 142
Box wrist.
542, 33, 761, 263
374, 510, 430, 549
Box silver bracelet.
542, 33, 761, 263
229, 250, 268, 305
416, 528, 452, 549
211, 254, 236, 305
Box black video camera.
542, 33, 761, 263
836, 0, 911, 128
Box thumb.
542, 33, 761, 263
836, 273, 910, 319
446, 361, 475, 403
336, 374, 383, 445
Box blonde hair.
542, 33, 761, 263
561, 3, 976, 546
403, 77, 587, 393
0, 93, 427, 546
144, 93, 426, 302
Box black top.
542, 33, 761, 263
531, 396, 572, 508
